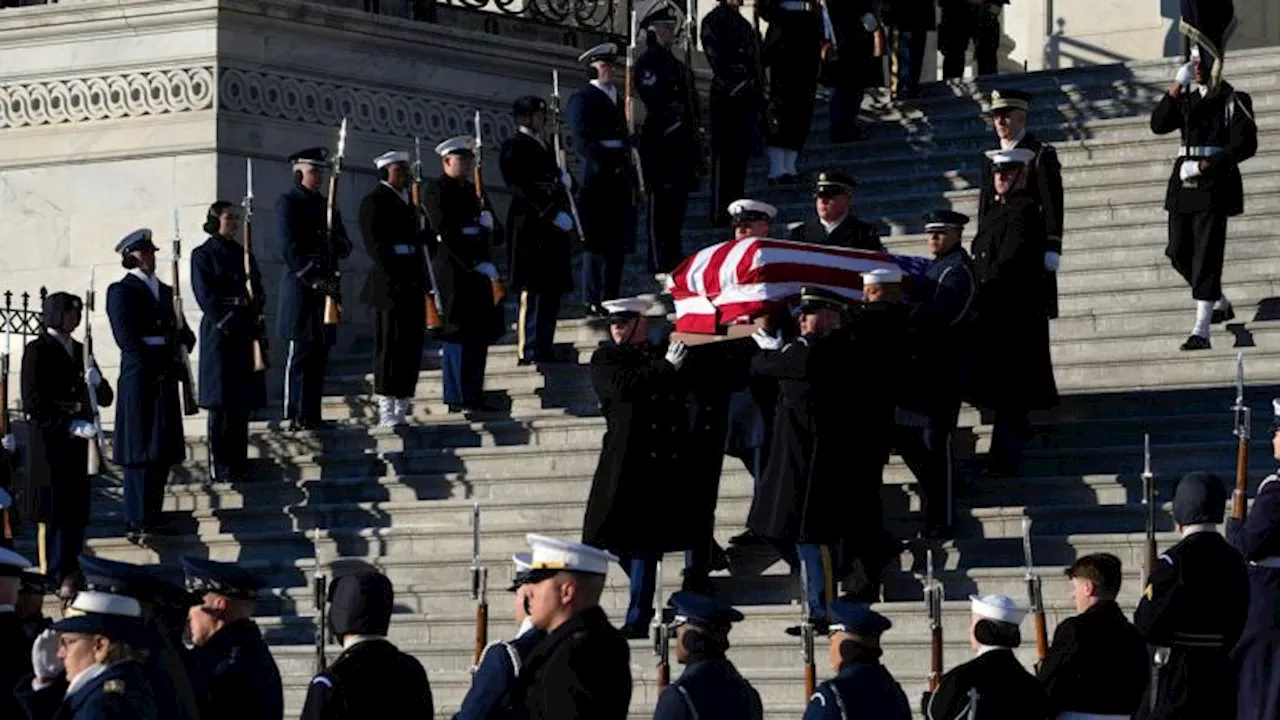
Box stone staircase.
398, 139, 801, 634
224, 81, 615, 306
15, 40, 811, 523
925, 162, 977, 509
20, 46, 1280, 718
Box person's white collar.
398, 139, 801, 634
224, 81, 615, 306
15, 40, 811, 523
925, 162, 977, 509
128, 268, 160, 299
66, 663, 110, 699
820, 213, 847, 234
590, 79, 618, 104
976, 644, 1007, 657
0, 604, 14, 613
1181, 523, 1218, 537
380, 181, 410, 204
999, 127, 1027, 150
516, 616, 537, 638
341, 634, 384, 650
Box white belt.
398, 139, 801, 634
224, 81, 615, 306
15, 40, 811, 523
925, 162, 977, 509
1057, 713, 1131, 720
392, 244, 415, 255
599, 140, 625, 149
461, 226, 481, 236
1178, 145, 1223, 157
1252, 556, 1280, 568
141, 336, 167, 346
778, 1, 813, 10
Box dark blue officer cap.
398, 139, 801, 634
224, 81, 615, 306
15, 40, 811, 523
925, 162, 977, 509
815, 171, 856, 197
114, 228, 156, 255
798, 285, 847, 314
828, 599, 892, 637
640, 0, 679, 26
669, 590, 744, 632
288, 147, 329, 166
182, 556, 265, 600
922, 210, 970, 232
512, 95, 547, 118
1172, 471, 1227, 525
577, 42, 620, 65
81, 555, 199, 608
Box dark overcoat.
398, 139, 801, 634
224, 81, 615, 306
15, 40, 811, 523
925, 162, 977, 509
273, 184, 352, 343
190, 234, 267, 410
682, 340, 755, 543
654, 655, 763, 720
789, 216, 885, 251
14, 658, 158, 720
499, 131, 574, 294
1227, 474, 1280, 720
925, 647, 1049, 720
565, 83, 636, 255
19, 333, 112, 525
508, 606, 631, 720
1, 611, 26, 720
882, 0, 939, 30
421, 174, 505, 344
187, 618, 283, 720
358, 182, 429, 311
1150, 82, 1256, 218
903, 246, 977, 419
105, 274, 194, 467
701, 3, 766, 158
300, 637, 433, 720
1036, 599, 1149, 717
803, 651, 912, 720
636, 39, 700, 192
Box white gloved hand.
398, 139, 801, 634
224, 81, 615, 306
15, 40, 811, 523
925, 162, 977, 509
1043, 251, 1061, 272
69, 420, 98, 440
1176, 61, 1195, 88
860, 12, 879, 32
751, 328, 783, 351
559, 169, 573, 189
1, 434, 15, 453
664, 341, 688, 370
552, 211, 574, 232
478, 210, 495, 230
1179, 160, 1203, 181
474, 262, 499, 281
86, 367, 102, 388
32, 628, 63, 681
0, 488, 11, 510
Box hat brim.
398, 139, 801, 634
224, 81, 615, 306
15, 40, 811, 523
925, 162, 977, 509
990, 102, 1029, 113
606, 310, 642, 323
992, 162, 1027, 172
815, 185, 853, 197
52, 615, 147, 645
122, 240, 158, 254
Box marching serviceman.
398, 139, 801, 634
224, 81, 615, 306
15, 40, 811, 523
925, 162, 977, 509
582, 296, 691, 638
191, 200, 267, 482
938, 0, 1006, 79
19, 292, 112, 590
300, 569, 433, 719
789, 172, 884, 250
1037, 553, 1149, 718
967, 149, 1058, 478
1150, 42, 1257, 350
275, 147, 353, 431
507, 534, 632, 719
1228, 399, 1280, 720
883, 0, 936, 100
359, 150, 429, 427
653, 591, 763, 720
182, 556, 284, 720
926, 594, 1049, 720
106, 229, 195, 544
978, 89, 1064, 319
758, 0, 821, 184
803, 601, 911, 720
422, 136, 505, 416
1, 548, 36, 720
1135, 471, 1249, 720
566, 43, 638, 314
500, 95, 576, 366
701, 0, 765, 226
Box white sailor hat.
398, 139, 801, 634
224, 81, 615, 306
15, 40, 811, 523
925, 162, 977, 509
969, 594, 1027, 624
861, 267, 903, 286
508, 552, 534, 591
1270, 398, 1280, 432
53, 590, 147, 644
985, 147, 1036, 169
727, 199, 777, 224
0, 547, 34, 577
601, 296, 655, 320
524, 534, 618, 577
578, 42, 620, 65
435, 135, 476, 157
374, 151, 410, 169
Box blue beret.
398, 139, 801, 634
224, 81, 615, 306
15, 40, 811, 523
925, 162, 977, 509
1172, 471, 1227, 525
114, 228, 156, 255
80, 555, 198, 607
670, 590, 744, 630
829, 600, 892, 637
182, 556, 264, 600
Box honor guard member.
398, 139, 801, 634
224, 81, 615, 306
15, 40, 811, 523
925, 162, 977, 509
701, 0, 765, 226
789, 172, 884, 250
191, 200, 267, 482
1150, 43, 1256, 351
1, 548, 37, 720
18, 568, 53, 653
19, 292, 113, 589
275, 146, 352, 430
896, 210, 976, 539
182, 556, 284, 720
500, 95, 576, 366
1228, 399, 1280, 720
977, 89, 1065, 319
883, 0, 936, 100
635, 0, 701, 277
107, 229, 196, 543
728, 199, 776, 240
938, 0, 1006, 79
926, 594, 1049, 720
567, 42, 638, 314
1135, 472, 1249, 720
422, 136, 504, 415
653, 591, 763, 720
582, 296, 691, 638
825, 0, 881, 143
803, 601, 911, 720
15, 589, 158, 720
1037, 553, 1149, 719
507, 534, 632, 720
758, 0, 821, 183
1179, 0, 1235, 92
301, 570, 433, 719
359, 150, 428, 427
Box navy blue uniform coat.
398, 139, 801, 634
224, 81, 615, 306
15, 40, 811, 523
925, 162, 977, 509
654, 655, 763, 720
1228, 474, 1280, 720
566, 83, 636, 255
499, 131, 574, 294
14, 659, 158, 720
506, 606, 631, 720
191, 234, 267, 410
803, 654, 911, 720
187, 618, 284, 720
452, 626, 546, 720
274, 184, 352, 343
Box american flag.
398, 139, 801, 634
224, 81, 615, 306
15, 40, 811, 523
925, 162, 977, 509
669, 237, 930, 334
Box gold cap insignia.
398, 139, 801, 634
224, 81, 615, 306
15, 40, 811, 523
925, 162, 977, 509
103, 679, 125, 694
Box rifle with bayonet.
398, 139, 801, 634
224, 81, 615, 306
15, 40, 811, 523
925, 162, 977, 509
242, 159, 269, 372
550, 70, 587, 243
1021, 516, 1048, 666
800, 568, 815, 699
626, 9, 648, 198
470, 502, 489, 671
472, 111, 506, 307
170, 209, 199, 415
322, 118, 348, 326
411, 136, 444, 332
84, 269, 107, 474
652, 557, 670, 690
923, 549, 943, 693
1142, 433, 1157, 581
1231, 352, 1251, 520
0, 325, 11, 543
313, 525, 328, 673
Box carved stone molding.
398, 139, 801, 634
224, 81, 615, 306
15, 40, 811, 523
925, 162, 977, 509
0, 67, 215, 129
218, 67, 515, 145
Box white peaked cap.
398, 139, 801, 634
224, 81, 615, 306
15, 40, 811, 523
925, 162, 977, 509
1272, 398, 1279, 419
577, 42, 620, 64
67, 590, 143, 619
601, 296, 655, 316
525, 534, 618, 575
512, 552, 533, 573
0, 547, 34, 571
862, 267, 903, 286
435, 135, 477, 157
374, 151, 410, 169
969, 594, 1027, 624
985, 147, 1036, 166
727, 199, 778, 219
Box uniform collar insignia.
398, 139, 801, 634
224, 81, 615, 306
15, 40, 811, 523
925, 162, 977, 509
103, 679, 126, 694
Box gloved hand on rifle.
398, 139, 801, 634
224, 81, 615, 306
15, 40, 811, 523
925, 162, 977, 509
664, 341, 688, 370
1, 434, 16, 453
558, 168, 573, 190
1180, 160, 1204, 181
478, 210, 495, 231
86, 366, 102, 388
69, 420, 99, 440
474, 262, 499, 281
552, 212, 574, 233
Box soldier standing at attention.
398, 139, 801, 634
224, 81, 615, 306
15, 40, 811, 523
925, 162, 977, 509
700, 0, 765, 227
653, 591, 762, 720
757, 0, 822, 184
882, 0, 936, 100
938, 0, 1006, 79
803, 601, 911, 720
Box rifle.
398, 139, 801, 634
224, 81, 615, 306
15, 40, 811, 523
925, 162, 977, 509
966, 687, 980, 720
171, 209, 199, 416
472, 111, 506, 307
1231, 352, 1251, 520
1021, 517, 1048, 666
470, 502, 489, 671
550, 70, 587, 243
800, 564, 815, 700
322, 118, 348, 326
681, 0, 706, 178
923, 549, 943, 693
818, 0, 838, 65
313, 525, 328, 674
0, 325, 11, 542
1142, 433, 1157, 582
651, 557, 670, 690
626, 9, 648, 196
412, 137, 445, 332
84, 269, 107, 474
242, 159, 268, 372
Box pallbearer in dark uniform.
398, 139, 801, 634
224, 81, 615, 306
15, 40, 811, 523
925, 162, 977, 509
1228, 399, 1280, 720
728, 199, 776, 241
788, 172, 884, 250
567, 43, 637, 313
300, 569, 433, 719
897, 210, 975, 539
359, 150, 428, 427
182, 556, 284, 720
0, 548, 36, 720
654, 591, 763, 720
508, 534, 632, 720
191, 201, 266, 482
803, 601, 911, 720
758, 0, 821, 183
1134, 472, 1249, 720
422, 136, 504, 415
825, 0, 881, 143
1037, 553, 1149, 719
883, 0, 936, 100
978, 89, 1064, 320
926, 594, 1049, 720
701, 0, 765, 226
275, 147, 353, 430
500, 96, 576, 366
938, 0, 1005, 79
19, 292, 112, 588
1150, 42, 1256, 350
106, 229, 195, 543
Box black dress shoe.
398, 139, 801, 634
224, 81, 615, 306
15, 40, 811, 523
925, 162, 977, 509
709, 541, 730, 572
125, 525, 145, 546
1180, 334, 1211, 351
620, 622, 651, 640
1212, 303, 1235, 324
729, 530, 768, 546
447, 404, 466, 414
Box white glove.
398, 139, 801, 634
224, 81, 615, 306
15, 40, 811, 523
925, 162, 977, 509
69, 420, 98, 440
1176, 61, 1195, 88
1043, 251, 1061, 272
552, 211, 574, 232
1179, 160, 1203, 181
478, 210, 495, 230
860, 12, 879, 32
1, 434, 15, 453
0, 488, 11, 510
474, 262, 499, 281
86, 366, 102, 388
751, 329, 783, 351
559, 169, 573, 189
664, 341, 688, 370
31, 628, 63, 681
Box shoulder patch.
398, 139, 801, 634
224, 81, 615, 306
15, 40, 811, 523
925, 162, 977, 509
808, 691, 827, 707
310, 675, 333, 688
103, 679, 125, 694
1159, 553, 1173, 566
